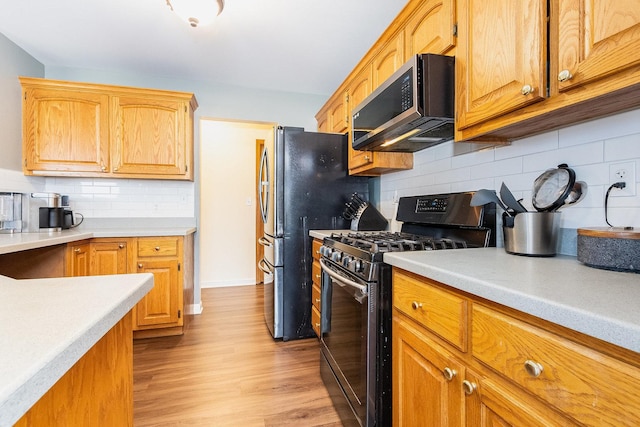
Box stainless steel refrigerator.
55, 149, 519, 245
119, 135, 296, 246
258, 126, 369, 340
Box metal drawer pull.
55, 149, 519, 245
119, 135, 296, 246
411, 301, 423, 310
443, 367, 457, 382
524, 359, 544, 377
315, 298, 321, 303
154, 246, 161, 251
119, 244, 124, 249
521, 84, 533, 95
138, 263, 143, 269
558, 69, 573, 82
462, 380, 477, 395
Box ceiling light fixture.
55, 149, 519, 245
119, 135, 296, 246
166, 0, 224, 28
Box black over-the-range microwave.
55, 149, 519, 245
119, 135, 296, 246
351, 53, 455, 153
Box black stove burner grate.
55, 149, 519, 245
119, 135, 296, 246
329, 231, 469, 254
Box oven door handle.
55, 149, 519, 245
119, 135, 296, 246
320, 259, 368, 294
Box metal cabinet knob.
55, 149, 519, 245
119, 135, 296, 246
119, 244, 125, 249
462, 380, 477, 395
100, 164, 107, 172
524, 359, 544, 377
443, 367, 457, 382
138, 263, 143, 269
411, 301, 423, 310
315, 274, 321, 279
315, 298, 321, 304
364, 155, 371, 162
521, 84, 534, 96
558, 69, 573, 82
74, 248, 81, 253
154, 246, 161, 251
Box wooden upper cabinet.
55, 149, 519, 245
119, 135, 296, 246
456, 0, 640, 142
373, 31, 405, 88
22, 86, 110, 174
347, 64, 375, 171
404, 0, 456, 56
553, 0, 640, 94
328, 91, 348, 133
456, 0, 547, 131
20, 77, 197, 180
111, 96, 188, 176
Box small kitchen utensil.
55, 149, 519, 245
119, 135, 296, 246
470, 189, 510, 213
503, 212, 561, 256
500, 182, 527, 214
577, 227, 640, 273
532, 163, 576, 212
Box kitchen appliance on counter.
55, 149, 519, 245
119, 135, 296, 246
0, 192, 23, 233
342, 193, 388, 231
257, 126, 370, 341
25, 193, 82, 232
319, 191, 496, 427
578, 227, 640, 273
351, 53, 454, 153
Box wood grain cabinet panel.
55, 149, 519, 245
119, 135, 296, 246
472, 303, 640, 426
392, 267, 640, 427
90, 240, 129, 275
66, 241, 91, 277
404, 0, 456, 56
455, 0, 640, 142
456, 0, 547, 131
20, 77, 196, 180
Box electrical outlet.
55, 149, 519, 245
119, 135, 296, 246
609, 162, 636, 197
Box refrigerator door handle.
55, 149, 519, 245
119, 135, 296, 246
258, 236, 272, 247
258, 146, 269, 224
258, 258, 273, 275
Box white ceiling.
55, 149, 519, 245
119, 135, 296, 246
0, 0, 407, 95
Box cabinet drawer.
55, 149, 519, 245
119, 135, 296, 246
312, 260, 321, 286
138, 237, 179, 257
312, 239, 322, 261
311, 305, 321, 337
393, 270, 467, 351
312, 283, 321, 311
472, 303, 640, 427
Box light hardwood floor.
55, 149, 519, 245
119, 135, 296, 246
133, 285, 343, 426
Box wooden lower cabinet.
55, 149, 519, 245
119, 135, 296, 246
311, 238, 323, 338
15, 312, 134, 426
66, 235, 193, 338
392, 268, 640, 427
66, 240, 91, 277
393, 316, 464, 427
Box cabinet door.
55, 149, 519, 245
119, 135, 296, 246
393, 315, 463, 427
135, 259, 181, 327
111, 96, 188, 177
373, 32, 405, 88
67, 242, 91, 277
348, 65, 375, 170
328, 91, 348, 133
404, 0, 456, 56
554, 0, 640, 94
90, 241, 128, 275
464, 370, 578, 427
456, 0, 547, 130
22, 87, 109, 174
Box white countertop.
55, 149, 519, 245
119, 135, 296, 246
0, 272, 153, 426
384, 248, 640, 353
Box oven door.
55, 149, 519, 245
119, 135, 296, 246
320, 258, 369, 425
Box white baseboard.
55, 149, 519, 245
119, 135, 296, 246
200, 279, 257, 288
185, 303, 203, 315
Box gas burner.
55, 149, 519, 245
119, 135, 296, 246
329, 231, 468, 253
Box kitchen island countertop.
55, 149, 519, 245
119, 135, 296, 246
384, 248, 640, 353
0, 272, 153, 426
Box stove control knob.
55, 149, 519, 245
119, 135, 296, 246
342, 256, 352, 268
331, 251, 342, 263
319, 246, 329, 257
353, 259, 363, 273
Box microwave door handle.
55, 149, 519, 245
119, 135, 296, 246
319, 259, 368, 294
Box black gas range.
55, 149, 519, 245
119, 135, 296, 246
318, 192, 496, 427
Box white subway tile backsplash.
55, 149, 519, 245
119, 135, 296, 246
379, 109, 640, 244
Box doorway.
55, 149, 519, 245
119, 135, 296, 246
199, 119, 274, 289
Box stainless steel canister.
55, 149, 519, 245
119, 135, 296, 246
503, 212, 561, 256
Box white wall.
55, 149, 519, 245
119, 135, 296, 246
379, 108, 640, 254
199, 119, 273, 288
